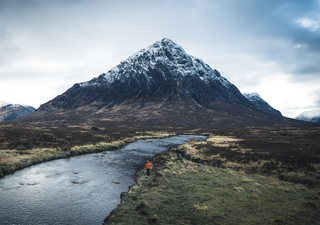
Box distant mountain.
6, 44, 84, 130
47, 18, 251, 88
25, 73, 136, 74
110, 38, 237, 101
295, 109, 320, 123
11, 38, 296, 129
0, 101, 12, 107
242, 92, 282, 115
0, 102, 36, 122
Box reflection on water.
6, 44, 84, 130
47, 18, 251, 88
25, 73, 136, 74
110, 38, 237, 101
0, 135, 206, 225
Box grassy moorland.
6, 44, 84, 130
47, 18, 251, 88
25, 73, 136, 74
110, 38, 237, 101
1, 122, 320, 224
105, 127, 320, 225
0, 123, 174, 178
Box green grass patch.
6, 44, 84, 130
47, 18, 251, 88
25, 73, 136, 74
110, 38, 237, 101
105, 152, 320, 225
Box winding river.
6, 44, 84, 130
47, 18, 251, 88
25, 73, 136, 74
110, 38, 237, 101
0, 135, 205, 225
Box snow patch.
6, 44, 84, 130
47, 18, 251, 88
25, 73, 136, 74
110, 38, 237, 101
243, 92, 261, 102
78, 38, 233, 89
0, 101, 31, 109
295, 109, 320, 122
0, 101, 10, 107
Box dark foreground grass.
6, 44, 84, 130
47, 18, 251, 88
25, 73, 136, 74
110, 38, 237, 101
105, 144, 320, 225
0, 123, 141, 150
1, 124, 319, 224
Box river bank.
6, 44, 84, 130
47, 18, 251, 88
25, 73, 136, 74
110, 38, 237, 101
1, 135, 207, 224
1, 126, 319, 224
0, 131, 174, 179
105, 129, 320, 225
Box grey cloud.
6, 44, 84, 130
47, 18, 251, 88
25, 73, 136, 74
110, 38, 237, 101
312, 90, 320, 108
0, 0, 84, 11
226, 0, 320, 81
0, 0, 319, 113
287, 50, 320, 81
0, 25, 23, 65
0, 0, 14, 12
0, 26, 8, 42
293, 65, 320, 76
230, 76, 264, 91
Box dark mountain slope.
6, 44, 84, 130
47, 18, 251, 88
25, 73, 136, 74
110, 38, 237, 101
10, 38, 298, 129
0, 104, 35, 122
38, 38, 251, 111
243, 92, 282, 115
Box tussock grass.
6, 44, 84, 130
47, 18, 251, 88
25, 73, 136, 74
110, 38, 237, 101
242, 179, 253, 183
233, 186, 245, 192
105, 128, 320, 224
254, 183, 264, 188
175, 134, 320, 186
105, 148, 320, 225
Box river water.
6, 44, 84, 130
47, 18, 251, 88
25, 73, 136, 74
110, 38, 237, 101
0, 135, 205, 225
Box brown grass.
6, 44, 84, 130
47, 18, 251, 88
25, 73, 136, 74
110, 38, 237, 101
0, 129, 174, 178
105, 142, 320, 225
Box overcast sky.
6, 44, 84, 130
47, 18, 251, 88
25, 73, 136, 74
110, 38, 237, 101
1, 0, 320, 118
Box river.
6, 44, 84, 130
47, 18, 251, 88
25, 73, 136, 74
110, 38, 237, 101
0, 135, 205, 225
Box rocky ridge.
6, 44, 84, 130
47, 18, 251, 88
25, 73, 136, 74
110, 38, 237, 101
242, 92, 282, 115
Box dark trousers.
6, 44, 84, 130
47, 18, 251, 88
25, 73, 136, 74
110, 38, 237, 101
147, 169, 150, 176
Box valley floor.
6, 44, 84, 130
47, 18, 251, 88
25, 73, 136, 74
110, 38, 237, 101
105, 127, 320, 225
1, 123, 319, 224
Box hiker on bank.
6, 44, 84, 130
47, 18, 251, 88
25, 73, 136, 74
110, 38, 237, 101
145, 160, 151, 176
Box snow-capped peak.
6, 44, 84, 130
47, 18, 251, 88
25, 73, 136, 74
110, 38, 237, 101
79, 38, 232, 88
0, 101, 9, 107
0, 101, 34, 109
242, 92, 261, 102
295, 109, 320, 122
127, 38, 189, 64
0, 101, 21, 108
41, 38, 255, 113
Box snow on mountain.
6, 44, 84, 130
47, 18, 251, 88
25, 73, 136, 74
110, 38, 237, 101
0, 101, 30, 109
0, 102, 36, 122
0, 101, 10, 107
0, 103, 21, 109
242, 93, 262, 102
39, 38, 250, 111
79, 38, 232, 89
242, 92, 282, 115
13, 38, 292, 127
295, 109, 320, 123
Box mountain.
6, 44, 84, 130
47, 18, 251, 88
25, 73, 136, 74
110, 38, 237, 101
38, 38, 250, 111
242, 92, 282, 115
0, 101, 12, 108
0, 102, 36, 122
295, 109, 320, 123
10, 38, 296, 129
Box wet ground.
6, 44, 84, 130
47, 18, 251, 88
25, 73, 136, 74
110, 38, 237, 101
0, 135, 205, 225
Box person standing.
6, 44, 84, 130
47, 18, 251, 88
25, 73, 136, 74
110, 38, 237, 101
145, 160, 151, 176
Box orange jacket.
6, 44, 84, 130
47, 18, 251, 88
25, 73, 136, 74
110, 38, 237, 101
145, 162, 151, 169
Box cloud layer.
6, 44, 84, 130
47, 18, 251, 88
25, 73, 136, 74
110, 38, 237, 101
0, 0, 319, 118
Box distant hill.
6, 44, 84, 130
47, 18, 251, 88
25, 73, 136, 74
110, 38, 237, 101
242, 92, 282, 115
0, 102, 36, 122
11, 38, 301, 129
295, 109, 320, 123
